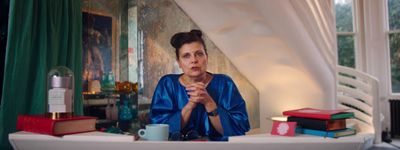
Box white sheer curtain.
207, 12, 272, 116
289, 0, 337, 74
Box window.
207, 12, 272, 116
335, 0, 356, 68
388, 0, 400, 93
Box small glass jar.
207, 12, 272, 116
101, 72, 116, 95
47, 66, 74, 119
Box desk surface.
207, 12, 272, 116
229, 132, 374, 143
9, 131, 372, 150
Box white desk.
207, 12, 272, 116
9, 131, 373, 150
229, 132, 374, 149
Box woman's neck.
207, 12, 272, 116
182, 73, 208, 85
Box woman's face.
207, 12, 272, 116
177, 42, 208, 78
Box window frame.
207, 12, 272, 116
337, 0, 400, 97
385, 0, 400, 96
335, 0, 365, 70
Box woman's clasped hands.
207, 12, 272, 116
185, 82, 216, 111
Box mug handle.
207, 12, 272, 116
138, 129, 146, 139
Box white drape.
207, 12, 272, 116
289, 0, 337, 74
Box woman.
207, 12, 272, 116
150, 30, 250, 141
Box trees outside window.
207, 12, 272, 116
388, 0, 400, 93
335, 0, 356, 68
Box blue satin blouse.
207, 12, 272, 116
150, 73, 250, 141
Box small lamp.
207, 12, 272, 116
270, 116, 288, 122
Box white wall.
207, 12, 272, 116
176, 0, 336, 132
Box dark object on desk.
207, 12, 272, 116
16, 115, 97, 136
288, 116, 346, 131
170, 130, 200, 141
119, 120, 131, 132
103, 126, 124, 134
95, 119, 117, 130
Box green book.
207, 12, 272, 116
331, 112, 354, 120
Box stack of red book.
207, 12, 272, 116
282, 108, 356, 138
16, 115, 97, 136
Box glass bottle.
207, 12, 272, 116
101, 72, 115, 95
118, 94, 133, 132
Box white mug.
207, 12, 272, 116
138, 124, 169, 141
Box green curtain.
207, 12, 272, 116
0, 0, 83, 149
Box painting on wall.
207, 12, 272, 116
82, 10, 116, 92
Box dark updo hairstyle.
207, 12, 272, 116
170, 29, 207, 60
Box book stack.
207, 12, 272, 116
282, 108, 356, 138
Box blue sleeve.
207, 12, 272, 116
216, 76, 250, 138
149, 76, 181, 134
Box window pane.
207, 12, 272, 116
388, 0, 400, 30
390, 33, 400, 93
335, 0, 354, 32
337, 35, 355, 68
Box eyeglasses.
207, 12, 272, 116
169, 130, 200, 141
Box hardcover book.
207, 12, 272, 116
16, 115, 97, 136
296, 128, 356, 138
283, 108, 354, 120
287, 116, 346, 131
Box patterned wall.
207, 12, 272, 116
138, 0, 260, 128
